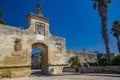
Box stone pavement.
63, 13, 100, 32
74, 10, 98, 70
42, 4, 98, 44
3, 72, 120, 80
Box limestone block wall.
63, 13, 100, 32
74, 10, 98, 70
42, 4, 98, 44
50, 36, 67, 64
26, 13, 67, 74
66, 50, 97, 64
0, 22, 67, 78
78, 52, 97, 63
47, 36, 67, 74
0, 24, 32, 78
0, 3, 68, 78
63, 66, 120, 74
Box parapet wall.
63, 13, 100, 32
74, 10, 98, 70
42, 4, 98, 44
0, 24, 34, 35
0, 24, 24, 34
63, 66, 120, 74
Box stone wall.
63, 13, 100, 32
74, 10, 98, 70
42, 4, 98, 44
63, 66, 120, 74
66, 50, 97, 64
0, 66, 31, 78
0, 12, 67, 78
0, 25, 32, 78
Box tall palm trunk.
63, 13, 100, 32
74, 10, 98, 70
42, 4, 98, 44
117, 37, 120, 54
98, 1, 111, 64
101, 16, 111, 64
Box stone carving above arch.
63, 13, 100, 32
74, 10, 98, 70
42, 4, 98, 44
35, 22, 45, 35
14, 38, 21, 51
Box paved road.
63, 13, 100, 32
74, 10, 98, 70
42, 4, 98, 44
2, 70, 120, 80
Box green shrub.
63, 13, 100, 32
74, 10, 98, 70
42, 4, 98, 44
88, 62, 98, 66
77, 62, 81, 67
112, 55, 120, 66
98, 58, 108, 66
68, 56, 81, 67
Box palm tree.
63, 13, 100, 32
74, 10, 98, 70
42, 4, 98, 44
111, 20, 120, 54
0, 12, 5, 24
91, 0, 112, 64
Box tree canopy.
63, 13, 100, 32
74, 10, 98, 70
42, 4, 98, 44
111, 20, 120, 53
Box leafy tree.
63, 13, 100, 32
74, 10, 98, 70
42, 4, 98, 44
68, 56, 81, 67
112, 55, 120, 66
111, 20, 120, 54
91, 0, 112, 64
0, 12, 5, 24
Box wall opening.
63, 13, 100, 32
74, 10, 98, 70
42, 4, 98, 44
31, 48, 41, 69
31, 43, 48, 75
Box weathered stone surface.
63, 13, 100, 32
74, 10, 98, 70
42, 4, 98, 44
66, 50, 97, 64
63, 66, 120, 74
0, 67, 31, 78
0, 4, 67, 78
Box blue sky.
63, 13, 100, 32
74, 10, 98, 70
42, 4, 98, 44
32, 48, 41, 55
0, 0, 120, 53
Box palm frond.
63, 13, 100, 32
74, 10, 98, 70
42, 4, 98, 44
93, 2, 97, 9
108, 0, 112, 4
111, 20, 120, 38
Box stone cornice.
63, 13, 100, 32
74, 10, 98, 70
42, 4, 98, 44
27, 13, 50, 24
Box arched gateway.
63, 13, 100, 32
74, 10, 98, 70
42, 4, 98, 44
32, 42, 48, 74
0, 3, 67, 78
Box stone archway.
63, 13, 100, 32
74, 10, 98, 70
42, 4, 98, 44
31, 42, 48, 74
